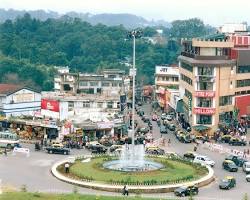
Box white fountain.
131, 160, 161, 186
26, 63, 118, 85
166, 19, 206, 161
103, 30, 163, 172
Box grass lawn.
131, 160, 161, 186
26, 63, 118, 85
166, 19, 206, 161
63, 157, 207, 185
0, 192, 177, 200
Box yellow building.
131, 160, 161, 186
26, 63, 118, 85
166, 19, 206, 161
179, 33, 250, 136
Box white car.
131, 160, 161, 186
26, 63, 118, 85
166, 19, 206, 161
246, 174, 250, 182
243, 162, 250, 174
193, 155, 215, 167
166, 115, 173, 121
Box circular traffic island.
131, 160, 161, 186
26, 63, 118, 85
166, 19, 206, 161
53, 155, 214, 193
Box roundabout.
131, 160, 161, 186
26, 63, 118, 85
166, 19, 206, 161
52, 153, 215, 193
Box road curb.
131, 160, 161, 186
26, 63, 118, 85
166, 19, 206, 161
51, 156, 215, 193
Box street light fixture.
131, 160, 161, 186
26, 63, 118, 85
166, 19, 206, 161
127, 30, 142, 146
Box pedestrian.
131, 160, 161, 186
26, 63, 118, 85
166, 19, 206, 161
194, 144, 198, 152
4, 147, 7, 156
243, 149, 247, 158
122, 185, 129, 196
247, 149, 250, 155
168, 139, 171, 146
65, 163, 70, 173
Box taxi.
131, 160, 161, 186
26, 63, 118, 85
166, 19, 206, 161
219, 176, 236, 190
221, 135, 232, 143
183, 151, 198, 160
145, 146, 165, 155
174, 184, 198, 197
222, 160, 238, 172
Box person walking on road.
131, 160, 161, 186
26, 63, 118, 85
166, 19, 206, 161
4, 148, 7, 156
122, 185, 129, 196
65, 163, 70, 173
168, 139, 171, 146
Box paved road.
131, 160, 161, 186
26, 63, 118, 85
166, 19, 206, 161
0, 103, 250, 200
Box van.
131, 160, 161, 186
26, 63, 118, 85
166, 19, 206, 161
243, 162, 250, 174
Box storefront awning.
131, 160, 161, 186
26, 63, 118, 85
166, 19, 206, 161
193, 125, 210, 132
176, 99, 184, 113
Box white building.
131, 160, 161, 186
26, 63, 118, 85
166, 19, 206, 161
155, 65, 180, 111
41, 92, 121, 121
0, 84, 41, 117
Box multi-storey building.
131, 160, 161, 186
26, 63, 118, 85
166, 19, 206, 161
155, 65, 179, 111
178, 24, 250, 135
57, 69, 127, 96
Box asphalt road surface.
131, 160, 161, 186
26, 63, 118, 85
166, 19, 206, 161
0, 103, 250, 199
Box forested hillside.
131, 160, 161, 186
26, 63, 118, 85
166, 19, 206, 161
0, 14, 214, 90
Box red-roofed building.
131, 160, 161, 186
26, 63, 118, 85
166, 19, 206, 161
0, 84, 41, 117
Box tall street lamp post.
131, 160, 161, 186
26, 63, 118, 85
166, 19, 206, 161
127, 30, 142, 146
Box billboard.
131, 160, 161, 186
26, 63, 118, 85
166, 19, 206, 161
41, 99, 59, 112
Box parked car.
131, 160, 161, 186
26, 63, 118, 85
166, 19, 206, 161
195, 135, 209, 143
178, 134, 192, 143
168, 124, 176, 131
142, 115, 150, 123
86, 141, 101, 149
243, 162, 250, 174
193, 155, 215, 167
161, 113, 167, 120
152, 114, 158, 121
137, 101, 142, 106
246, 174, 250, 182
174, 185, 198, 197
221, 135, 233, 143
222, 160, 238, 172
138, 110, 144, 117
137, 127, 150, 134
183, 151, 198, 160
45, 145, 70, 155
160, 125, 168, 134
166, 115, 173, 121
91, 145, 107, 154
228, 138, 247, 146
146, 146, 165, 155
109, 145, 123, 153
225, 155, 247, 167
219, 176, 236, 190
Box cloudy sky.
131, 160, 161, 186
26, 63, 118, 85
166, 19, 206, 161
1, 0, 249, 26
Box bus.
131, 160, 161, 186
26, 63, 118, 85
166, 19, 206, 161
0, 130, 20, 149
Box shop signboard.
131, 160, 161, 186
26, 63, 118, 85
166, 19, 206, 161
195, 91, 215, 98
13, 93, 34, 103
41, 99, 59, 112
194, 107, 216, 115
97, 122, 114, 129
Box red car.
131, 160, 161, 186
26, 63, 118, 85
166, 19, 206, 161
152, 114, 158, 121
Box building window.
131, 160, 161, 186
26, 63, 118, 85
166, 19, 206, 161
112, 82, 118, 87
167, 85, 179, 90
107, 101, 113, 109
102, 82, 110, 87
237, 65, 250, 73
90, 81, 99, 86
196, 115, 212, 125
181, 74, 193, 85
236, 79, 250, 87
198, 67, 214, 76
184, 89, 192, 100
198, 82, 213, 90
181, 62, 193, 72
82, 101, 90, 108
219, 96, 232, 106
97, 102, 103, 108
79, 81, 88, 86
197, 98, 212, 107
108, 75, 116, 78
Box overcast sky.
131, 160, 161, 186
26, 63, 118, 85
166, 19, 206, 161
1, 0, 249, 26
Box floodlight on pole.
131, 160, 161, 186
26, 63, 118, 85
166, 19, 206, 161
127, 30, 142, 146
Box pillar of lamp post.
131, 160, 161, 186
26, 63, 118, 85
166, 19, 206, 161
127, 30, 142, 146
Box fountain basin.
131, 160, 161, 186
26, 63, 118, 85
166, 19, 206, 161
103, 159, 164, 172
